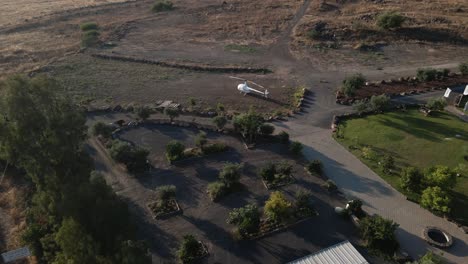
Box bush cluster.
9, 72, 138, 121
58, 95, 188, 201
416, 68, 450, 82
80, 22, 100, 48
260, 161, 293, 184
377, 12, 405, 30
306, 160, 323, 175
109, 140, 150, 174
341, 74, 366, 97
152, 0, 174, 12
207, 163, 242, 201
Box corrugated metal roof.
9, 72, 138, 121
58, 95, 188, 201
287, 241, 369, 264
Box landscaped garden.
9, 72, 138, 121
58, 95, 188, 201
335, 108, 468, 225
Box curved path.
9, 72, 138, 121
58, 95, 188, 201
272, 89, 468, 263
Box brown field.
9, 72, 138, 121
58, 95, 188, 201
1, 0, 468, 111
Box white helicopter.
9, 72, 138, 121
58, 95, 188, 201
229, 76, 270, 98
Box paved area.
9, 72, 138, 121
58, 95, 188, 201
272, 91, 468, 264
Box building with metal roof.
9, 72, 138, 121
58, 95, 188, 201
287, 240, 369, 264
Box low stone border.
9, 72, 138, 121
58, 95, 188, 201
423, 226, 453, 248
261, 176, 295, 190
247, 214, 318, 241
336, 73, 467, 105
147, 200, 182, 220
92, 53, 272, 74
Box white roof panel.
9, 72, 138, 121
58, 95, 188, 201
287, 241, 368, 264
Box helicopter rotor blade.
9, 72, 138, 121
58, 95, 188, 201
229, 76, 247, 81
247, 80, 266, 89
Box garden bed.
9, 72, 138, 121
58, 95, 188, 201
262, 175, 295, 190
147, 199, 181, 219
246, 212, 318, 240
336, 74, 468, 104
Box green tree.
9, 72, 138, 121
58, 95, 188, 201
353, 100, 369, 114
289, 141, 303, 156
227, 203, 260, 236
459, 62, 468, 75
377, 12, 405, 30
164, 108, 179, 122
400, 167, 423, 193
413, 252, 444, 264
426, 98, 447, 112
135, 106, 151, 121
219, 163, 242, 188
369, 94, 390, 112
421, 186, 451, 214
54, 218, 98, 264
212, 116, 227, 130
359, 215, 399, 256
109, 140, 133, 163
341, 74, 366, 97
264, 191, 292, 223
233, 109, 263, 143
165, 140, 185, 161
177, 235, 202, 264
424, 166, 456, 190
91, 122, 114, 138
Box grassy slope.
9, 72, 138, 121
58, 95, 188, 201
336, 109, 468, 224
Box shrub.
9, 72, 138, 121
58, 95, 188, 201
353, 100, 369, 114
259, 123, 275, 136
277, 131, 290, 144
361, 146, 376, 160
227, 204, 260, 236
346, 199, 363, 215
202, 142, 227, 154
152, 0, 174, 12
416, 68, 449, 82
164, 108, 179, 122
421, 186, 451, 214
156, 185, 176, 201
400, 167, 423, 193
81, 30, 100, 47
260, 163, 276, 182
188, 97, 196, 108
307, 29, 321, 40
207, 181, 227, 201
369, 94, 390, 112
306, 160, 323, 175
359, 215, 399, 256
377, 12, 405, 30
414, 252, 444, 264
295, 190, 312, 210
380, 154, 395, 174
426, 98, 447, 111
165, 140, 185, 161
125, 148, 150, 174
289, 141, 303, 156
80, 22, 98, 31
135, 106, 151, 120
219, 163, 242, 187
277, 161, 293, 176
216, 103, 225, 112
177, 235, 202, 264
324, 179, 337, 192
212, 116, 227, 130
341, 74, 366, 97
195, 132, 207, 149
459, 62, 468, 75
264, 192, 292, 223
423, 165, 456, 190
109, 140, 133, 162
91, 122, 114, 138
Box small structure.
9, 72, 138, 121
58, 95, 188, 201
1, 247, 31, 263
287, 240, 368, 264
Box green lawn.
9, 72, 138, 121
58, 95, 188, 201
336, 109, 468, 225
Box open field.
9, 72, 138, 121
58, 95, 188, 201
89, 120, 364, 263
336, 109, 468, 225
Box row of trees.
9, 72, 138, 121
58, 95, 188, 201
0, 76, 150, 263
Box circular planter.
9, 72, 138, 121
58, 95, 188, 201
423, 226, 453, 248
